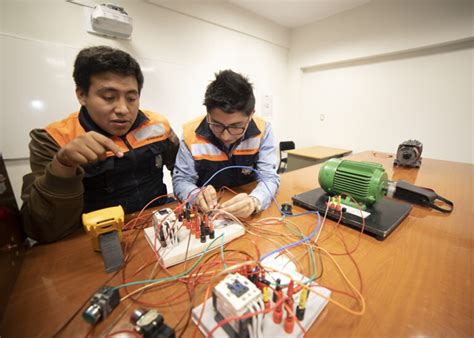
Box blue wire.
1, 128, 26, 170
259, 210, 320, 262
188, 165, 322, 265
281, 210, 321, 218
188, 165, 282, 215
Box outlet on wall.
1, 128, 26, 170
320, 114, 325, 121
261, 94, 273, 118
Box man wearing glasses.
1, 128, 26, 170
172, 70, 279, 218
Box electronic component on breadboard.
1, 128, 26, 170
145, 207, 245, 267
212, 273, 263, 338
192, 270, 331, 338
152, 208, 180, 247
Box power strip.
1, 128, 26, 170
143, 219, 245, 268
192, 269, 331, 338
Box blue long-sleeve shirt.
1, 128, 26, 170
172, 119, 280, 210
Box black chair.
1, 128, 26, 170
277, 141, 295, 174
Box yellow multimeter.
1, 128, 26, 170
82, 205, 124, 251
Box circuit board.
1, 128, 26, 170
143, 218, 245, 268
191, 267, 331, 338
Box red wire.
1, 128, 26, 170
206, 296, 284, 338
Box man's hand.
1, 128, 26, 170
196, 185, 218, 212
220, 193, 255, 218
51, 131, 124, 176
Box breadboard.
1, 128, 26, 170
192, 274, 330, 338
192, 255, 331, 337
143, 220, 245, 268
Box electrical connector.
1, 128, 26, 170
296, 288, 309, 321
273, 295, 283, 324
284, 310, 294, 334
263, 287, 270, 310
273, 278, 281, 303
281, 203, 293, 215
286, 280, 294, 309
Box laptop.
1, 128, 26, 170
0, 153, 24, 320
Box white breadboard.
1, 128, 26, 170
192, 269, 331, 338
192, 288, 330, 338
143, 219, 245, 268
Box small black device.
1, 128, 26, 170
130, 308, 175, 338
394, 139, 423, 167
281, 203, 293, 215
82, 286, 120, 324
390, 180, 453, 213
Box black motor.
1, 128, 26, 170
394, 139, 423, 168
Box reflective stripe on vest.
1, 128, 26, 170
234, 136, 261, 155
183, 115, 266, 162
190, 143, 227, 161
45, 111, 171, 156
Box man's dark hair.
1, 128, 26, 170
73, 45, 144, 94
204, 70, 255, 116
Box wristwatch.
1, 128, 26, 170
250, 196, 262, 214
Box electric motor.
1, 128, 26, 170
318, 158, 388, 207
394, 139, 423, 168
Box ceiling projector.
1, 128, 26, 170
89, 3, 133, 39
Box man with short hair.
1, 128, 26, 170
21, 46, 179, 243
172, 70, 279, 218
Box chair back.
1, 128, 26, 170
280, 141, 295, 154
278, 141, 295, 173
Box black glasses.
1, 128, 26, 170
207, 116, 250, 135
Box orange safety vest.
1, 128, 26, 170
45, 109, 174, 213
46, 111, 172, 155
183, 115, 266, 188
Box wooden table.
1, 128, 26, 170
286, 145, 352, 171
1, 151, 472, 337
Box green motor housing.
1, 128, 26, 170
318, 158, 388, 208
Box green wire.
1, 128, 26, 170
113, 234, 224, 290
284, 222, 318, 284
220, 234, 228, 269
264, 221, 318, 287
114, 220, 319, 291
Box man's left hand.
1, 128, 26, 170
220, 193, 255, 218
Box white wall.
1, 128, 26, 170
147, 0, 290, 48
2, 0, 473, 208
0, 0, 290, 205
286, 0, 473, 163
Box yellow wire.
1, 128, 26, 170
121, 204, 366, 318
